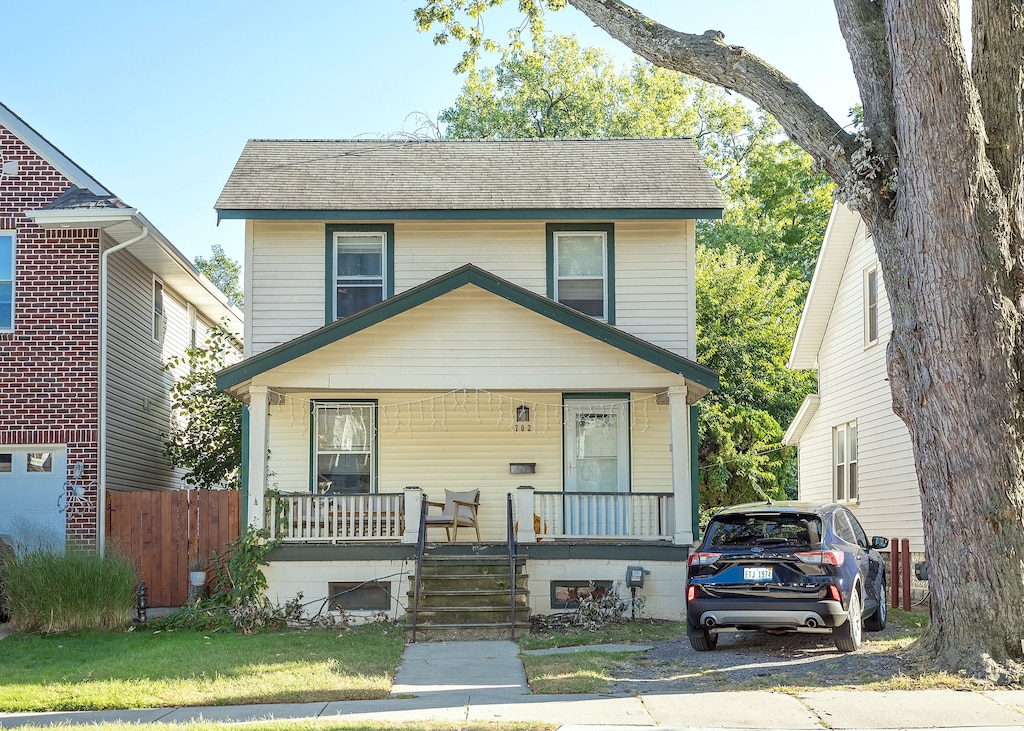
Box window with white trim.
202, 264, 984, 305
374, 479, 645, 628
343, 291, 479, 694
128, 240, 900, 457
864, 266, 879, 346
833, 421, 858, 502
188, 304, 198, 348
552, 230, 609, 320
0, 233, 13, 330
332, 232, 386, 320
312, 401, 376, 494
152, 277, 164, 341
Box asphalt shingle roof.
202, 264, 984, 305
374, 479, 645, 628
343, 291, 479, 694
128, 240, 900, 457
215, 138, 724, 213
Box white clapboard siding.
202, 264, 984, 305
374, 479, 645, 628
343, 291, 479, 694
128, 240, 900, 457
248, 218, 693, 357
796, 226, 923, 550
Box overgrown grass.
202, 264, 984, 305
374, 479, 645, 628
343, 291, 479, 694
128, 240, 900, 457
1, 545, 138, 632
518, 619, 686, 650
0, 623, 405, 712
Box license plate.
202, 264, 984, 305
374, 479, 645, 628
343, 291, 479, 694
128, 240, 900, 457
743, 567, 772, 581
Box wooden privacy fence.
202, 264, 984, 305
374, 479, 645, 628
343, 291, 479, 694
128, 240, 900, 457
106, 489, 241, 608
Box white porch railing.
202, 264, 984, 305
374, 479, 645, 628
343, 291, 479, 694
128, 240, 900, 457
268, 492, 407, 543
528, 491, 674, 540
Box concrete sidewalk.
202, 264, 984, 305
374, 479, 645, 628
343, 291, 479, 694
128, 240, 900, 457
3, 640, 1024, 729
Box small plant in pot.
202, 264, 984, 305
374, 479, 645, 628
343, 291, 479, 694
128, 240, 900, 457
187, 556, 207, 587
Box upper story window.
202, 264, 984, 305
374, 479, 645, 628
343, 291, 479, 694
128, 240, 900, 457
546, 223, 615, 324
152, 277, 164, 341
833, 421, 858, 502
188, 304, 198, 348
326, 224, 395, 322
0, 233, 13, 330
864, 265, 879, 346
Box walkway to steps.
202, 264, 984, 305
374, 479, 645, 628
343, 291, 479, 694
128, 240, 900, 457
391, 640, 529, 701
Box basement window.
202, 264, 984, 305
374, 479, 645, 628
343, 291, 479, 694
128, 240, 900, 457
328, 581, 391, 611
549, 580, 612, 610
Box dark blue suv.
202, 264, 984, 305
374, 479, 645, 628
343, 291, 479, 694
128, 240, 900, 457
686, 501, 889, 652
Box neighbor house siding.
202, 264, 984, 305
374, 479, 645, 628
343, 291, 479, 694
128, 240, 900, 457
247, 219, 693, 357
796, 228, 922, 550
105, 245, 189, 491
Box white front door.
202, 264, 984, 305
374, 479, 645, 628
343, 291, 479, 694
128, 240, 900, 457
563, 399, 629, 493
0, 447, 67, 544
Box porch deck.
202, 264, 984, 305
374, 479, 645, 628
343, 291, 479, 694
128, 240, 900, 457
267, 488, 675, 544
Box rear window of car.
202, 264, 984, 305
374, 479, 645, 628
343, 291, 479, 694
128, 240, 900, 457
705, 513, 822, 548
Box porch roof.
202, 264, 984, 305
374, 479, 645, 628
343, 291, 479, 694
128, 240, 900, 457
216, 264, 719, 395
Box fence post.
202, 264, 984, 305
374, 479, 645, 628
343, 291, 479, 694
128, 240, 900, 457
901, 538, 912, 610
890, 538, 900, 609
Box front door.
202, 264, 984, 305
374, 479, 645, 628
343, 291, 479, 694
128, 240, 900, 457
563, 399, 629, 493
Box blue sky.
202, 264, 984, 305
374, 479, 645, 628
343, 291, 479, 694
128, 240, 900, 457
1, 1, 858, 268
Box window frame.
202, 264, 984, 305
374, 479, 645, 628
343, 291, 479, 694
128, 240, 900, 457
152, 276, 164, 342
310, 399, 378, 495
324, 224, 395, 323
0, 231, 14, 331
864, 265, 879, 346
832, 421, 858, 503
546, 223, 615, 324
187, 303, 198, 348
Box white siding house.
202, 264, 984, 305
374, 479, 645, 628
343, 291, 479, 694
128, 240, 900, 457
216, 138, 723, 621
784, 203, 924, 552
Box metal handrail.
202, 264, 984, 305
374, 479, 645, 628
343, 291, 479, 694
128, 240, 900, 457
506, 491, 517, 640
410, 493, 428, 643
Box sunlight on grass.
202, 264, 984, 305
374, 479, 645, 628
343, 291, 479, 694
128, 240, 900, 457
5, 721, 555, 731
0, 625, 404, 712
522, 651, 638, 694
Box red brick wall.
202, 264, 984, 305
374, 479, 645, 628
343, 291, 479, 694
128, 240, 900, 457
0, 124, 100, 547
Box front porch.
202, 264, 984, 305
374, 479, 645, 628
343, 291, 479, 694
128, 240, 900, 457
266, 487, 676, 544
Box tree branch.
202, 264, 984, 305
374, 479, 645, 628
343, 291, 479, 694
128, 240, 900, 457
565, 0, 857, 183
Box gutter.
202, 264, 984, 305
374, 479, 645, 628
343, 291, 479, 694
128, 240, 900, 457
98, 226, 149, 555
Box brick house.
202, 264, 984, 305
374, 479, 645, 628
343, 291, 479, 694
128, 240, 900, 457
0, 101, 242, 549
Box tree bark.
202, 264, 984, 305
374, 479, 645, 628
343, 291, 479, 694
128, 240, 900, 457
565, 0, 1024, 678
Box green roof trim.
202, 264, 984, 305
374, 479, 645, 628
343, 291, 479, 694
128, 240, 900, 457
216, 208, 723, 222
215, 264, 720, 392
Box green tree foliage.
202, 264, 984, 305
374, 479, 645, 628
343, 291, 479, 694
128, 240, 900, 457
165, 326, 242, 490
441, 35, 821, 504
696, 247, 816, 508
194, 244, 243, 309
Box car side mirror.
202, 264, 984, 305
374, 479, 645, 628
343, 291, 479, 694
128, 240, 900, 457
871, 536, 889, 550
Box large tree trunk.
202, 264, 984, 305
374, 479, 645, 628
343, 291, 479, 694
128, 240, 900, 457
565, 0, 1024, 678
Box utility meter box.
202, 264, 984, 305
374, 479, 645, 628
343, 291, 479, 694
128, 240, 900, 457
626, 565, 647, 588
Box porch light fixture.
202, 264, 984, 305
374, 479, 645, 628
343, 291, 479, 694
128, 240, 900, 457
516, 405, 531, 422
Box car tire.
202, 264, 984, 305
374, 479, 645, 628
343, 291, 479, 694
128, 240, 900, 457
687, 619, 718, 651
864, 575, 887, 632
834, 585, 863, 652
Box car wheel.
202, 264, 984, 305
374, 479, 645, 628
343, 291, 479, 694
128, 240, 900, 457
687, 618, 718, 651
834, 585, 863, 652
864, 575, 887, 632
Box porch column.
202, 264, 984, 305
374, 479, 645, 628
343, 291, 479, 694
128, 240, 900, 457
402, 486, 423, 544
516, 486, 537, 543
247, 384, 269, 530
668, 385, 694, 546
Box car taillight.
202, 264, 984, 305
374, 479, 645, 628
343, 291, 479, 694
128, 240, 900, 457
795, 550, 845, 566
828, 585, 842, 602
686, 585, 696, 602
688, 552, 722, 567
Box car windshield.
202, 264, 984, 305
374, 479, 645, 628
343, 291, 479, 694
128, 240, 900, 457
705, 513, 821, 548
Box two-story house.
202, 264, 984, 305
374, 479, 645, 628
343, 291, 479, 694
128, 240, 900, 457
215, 138, 723, 622
0, 101, 242, 550
783, 202, 924, 558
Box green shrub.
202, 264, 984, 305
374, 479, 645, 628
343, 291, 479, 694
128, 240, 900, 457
0, 544, 138, 632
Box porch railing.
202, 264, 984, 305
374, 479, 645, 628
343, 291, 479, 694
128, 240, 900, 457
268, 492, 406, 543
531, 491, 674, 540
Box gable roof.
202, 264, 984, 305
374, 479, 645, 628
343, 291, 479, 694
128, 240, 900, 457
788, 202, 864, 369
216, 138, 725, 221
216, 264, 719, 395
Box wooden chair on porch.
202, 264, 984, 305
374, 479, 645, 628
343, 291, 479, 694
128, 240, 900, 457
424, 489, 481, 541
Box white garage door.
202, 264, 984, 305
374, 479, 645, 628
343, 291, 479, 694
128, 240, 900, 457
0, 447, 67, 546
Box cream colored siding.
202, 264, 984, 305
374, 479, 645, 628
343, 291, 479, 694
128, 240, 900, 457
106, 247, 183, 491
248, 218, 693, 356
796, 228, 923, 550
629, 393, 672, 492
257, 287, 687, 392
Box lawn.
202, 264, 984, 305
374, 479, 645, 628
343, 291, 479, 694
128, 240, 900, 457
0, 623, 405, 712
6, 722, 551, 731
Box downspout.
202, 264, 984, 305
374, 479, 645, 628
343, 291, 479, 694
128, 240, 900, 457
98, 226, 148, 556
